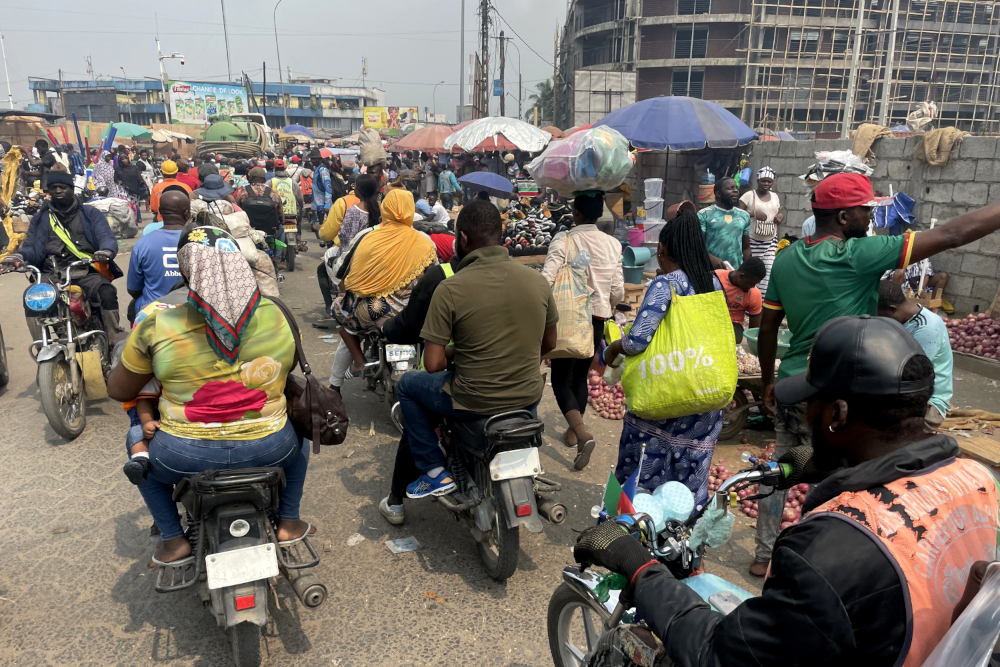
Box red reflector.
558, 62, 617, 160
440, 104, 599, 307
235, 594, 256, 611
515, 504, 532, 517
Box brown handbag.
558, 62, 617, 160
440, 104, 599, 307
269, 297, 349, 453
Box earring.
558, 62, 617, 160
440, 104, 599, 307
828, 425, 836, 433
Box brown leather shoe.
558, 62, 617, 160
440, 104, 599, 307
749, 559, 770, 577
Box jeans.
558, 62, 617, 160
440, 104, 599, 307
398, 370, 539, 473
134, 421, 309, 540
440, 192, 455, 210
754, 401, 811, 561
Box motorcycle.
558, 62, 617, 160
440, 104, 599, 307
281, 216, 299, 273
435, 410, 567, 581
547, 455, 794, 666
357, 330, 422, 433
155, 467, 327, 667
15, 258, 113, 439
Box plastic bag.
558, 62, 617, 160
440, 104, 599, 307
689, 506, 735, 551
358, 127, 387, 167
922, 562, 1000, 667
526, 125, 634, 197
620, 289, 737, 420
544, 236, 594, 360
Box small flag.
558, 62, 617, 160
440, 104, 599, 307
621, 466, 639, 506
603, 471, 636, 517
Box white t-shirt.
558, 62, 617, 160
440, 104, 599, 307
740, 190, 781, 241
430, 201, 450, 223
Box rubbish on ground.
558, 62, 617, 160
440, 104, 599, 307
347, 533, 365, 547
424, 591, 447, 604
385, 537, 421, 554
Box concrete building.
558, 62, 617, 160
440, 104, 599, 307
557, 0, 1000, 136
28, 78, 385, 133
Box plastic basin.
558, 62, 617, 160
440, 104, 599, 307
623, 264, 645, 285
623, 246, 651, 266
743, 327, 792, 360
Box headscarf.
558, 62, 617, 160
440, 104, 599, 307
344, 188, 436, 299
757, 166, 775, 180
177, 226, 262, 362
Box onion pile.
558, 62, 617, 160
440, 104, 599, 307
735, 348, 780, 375
946, 313, 1000, 359
707, 463, 732, 494
588, 370, 626, 420
779, 484, 810, 530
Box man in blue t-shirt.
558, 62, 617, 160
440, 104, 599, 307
877, 280, 953, 428
126, 191, 188, 323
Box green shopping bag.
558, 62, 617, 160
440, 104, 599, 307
620, 288, 737, 420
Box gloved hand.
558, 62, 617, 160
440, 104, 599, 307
92, 250, 113, 263
574, 520, 659, 589
1, 253, 23, 271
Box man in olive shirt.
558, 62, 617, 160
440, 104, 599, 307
400, 201, 559, 498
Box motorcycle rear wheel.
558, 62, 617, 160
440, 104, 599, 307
547, 582, 604, 667
285, 245, 296, 272
477, 490, 519, 582
230, 621, 262, 667
38, 355, 86, 440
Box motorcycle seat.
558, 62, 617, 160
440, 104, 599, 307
173, 467, 286, 520
449, 410, 544, 460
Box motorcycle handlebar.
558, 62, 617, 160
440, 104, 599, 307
60, 258, 101, 288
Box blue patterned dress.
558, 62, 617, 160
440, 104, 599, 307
615, 270, 725, 512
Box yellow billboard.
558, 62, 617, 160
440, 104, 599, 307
363, 106, 418, 136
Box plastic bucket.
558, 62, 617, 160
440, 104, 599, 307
623, 264, 645, 284
623, 246, 652, 266
628, 228, 645, 247
643, 221, 665, 244
644, 198, 664, 220
644, 178, 663, 199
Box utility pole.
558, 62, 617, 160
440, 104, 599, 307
841, 0, 866, 139
480, 0, 489, 116
553, 26, 558, 127
220, 0, 233, 82
57, 69, 65, 119
272, 0, 289, 127
878, 0, 899, 127
499, 30, 506, 117
459, 0, 465, 121
0, 33, 12, 109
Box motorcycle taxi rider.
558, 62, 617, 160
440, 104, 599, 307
387, 200, 558, 508
575, 315, 1000, 667
2, 172, 123, 336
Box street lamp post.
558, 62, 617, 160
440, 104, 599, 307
272, 0, 289, 127
0, 33, 13, 110
155, 38, 185, 125
505, 40, 522, 119
433, 80, 445, 120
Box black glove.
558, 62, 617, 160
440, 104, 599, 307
1, 253, 23, 270
574, 520, 659, 587
92, 250, 113, 263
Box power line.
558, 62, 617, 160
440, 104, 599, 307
492, 7, 554, 69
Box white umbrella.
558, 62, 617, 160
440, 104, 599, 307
443, 117, 552, 153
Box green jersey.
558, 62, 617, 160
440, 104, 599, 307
699, 205, 751, 269
764, 233, 914, 380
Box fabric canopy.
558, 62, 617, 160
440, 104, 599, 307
388, 125, 456, 153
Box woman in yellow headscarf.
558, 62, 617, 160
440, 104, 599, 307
333, 187, 437, 378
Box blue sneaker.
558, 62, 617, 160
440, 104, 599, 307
406, 471, 457, 499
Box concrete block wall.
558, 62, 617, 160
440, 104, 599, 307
748, 136, 1000, 315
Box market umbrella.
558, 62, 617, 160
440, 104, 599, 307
283, 124, 314, 138
458, 172, 515, 198
541, 125, 564, 138
319, 147, 334, 158
594, 97, 757, 150
776, 131, 796, 141
758, 135, 779, 142
100, 122, 152, 141
389, 125, 455, 153
444, 117, 551, 153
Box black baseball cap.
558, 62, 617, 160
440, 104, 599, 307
774, 315, 933, 405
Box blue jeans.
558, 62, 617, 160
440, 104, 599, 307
397, 370, 538, 473
133, 420, 309, 540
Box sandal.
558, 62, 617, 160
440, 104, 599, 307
278, 522, 317, 547
563, 428, 578, 448
149, 554, 194, 569
573, 440, 596, 471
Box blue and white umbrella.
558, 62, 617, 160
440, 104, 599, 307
594, 97, 757, 151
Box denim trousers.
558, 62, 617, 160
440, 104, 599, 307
397, 370, 538, 474
131, 420, 309, 540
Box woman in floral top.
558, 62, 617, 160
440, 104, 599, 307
108, 225, 315, 567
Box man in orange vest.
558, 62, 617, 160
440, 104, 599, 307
149, 160, 192, 223
573, 315, 998, 666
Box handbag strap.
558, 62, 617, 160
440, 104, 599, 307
268, 297, 313, 377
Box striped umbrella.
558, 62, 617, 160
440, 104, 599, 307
594, 97, 757, 151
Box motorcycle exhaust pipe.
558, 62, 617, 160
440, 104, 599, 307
537, 497, 567, 524
289, 572, 328, 608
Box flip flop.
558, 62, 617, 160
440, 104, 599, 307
573, 440, 596, 471
278, 522, 317, 547
148, 554, 195, 569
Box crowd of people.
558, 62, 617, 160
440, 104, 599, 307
4, 127, 1000, 666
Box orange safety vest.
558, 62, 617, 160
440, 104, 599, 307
300, 173, 313, 197
803, 457, 1000, 667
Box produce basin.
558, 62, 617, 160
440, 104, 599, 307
743, 328, 792, 360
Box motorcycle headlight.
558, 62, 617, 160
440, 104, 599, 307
24, 283, 57, 312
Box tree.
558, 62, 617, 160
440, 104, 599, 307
527, 79, 553, 126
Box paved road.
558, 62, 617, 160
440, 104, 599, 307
6, 232, 996, 666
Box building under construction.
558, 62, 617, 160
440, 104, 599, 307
557, 0, 1000, 136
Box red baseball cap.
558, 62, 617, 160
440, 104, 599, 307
812, 173, 878, 210
291, 155, 301, 163
273, 158, 285, 169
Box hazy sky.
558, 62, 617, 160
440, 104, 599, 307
1, 0, 565, 122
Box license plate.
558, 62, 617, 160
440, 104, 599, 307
385, 344, 416, 362
490, 447, 541, 481
205, 544, 280, 590
283, 224, 298, 233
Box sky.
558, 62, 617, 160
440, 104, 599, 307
0, 0, 565, 123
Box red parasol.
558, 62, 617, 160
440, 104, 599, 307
388, 125, 455, 153
320, 147, 334, 157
